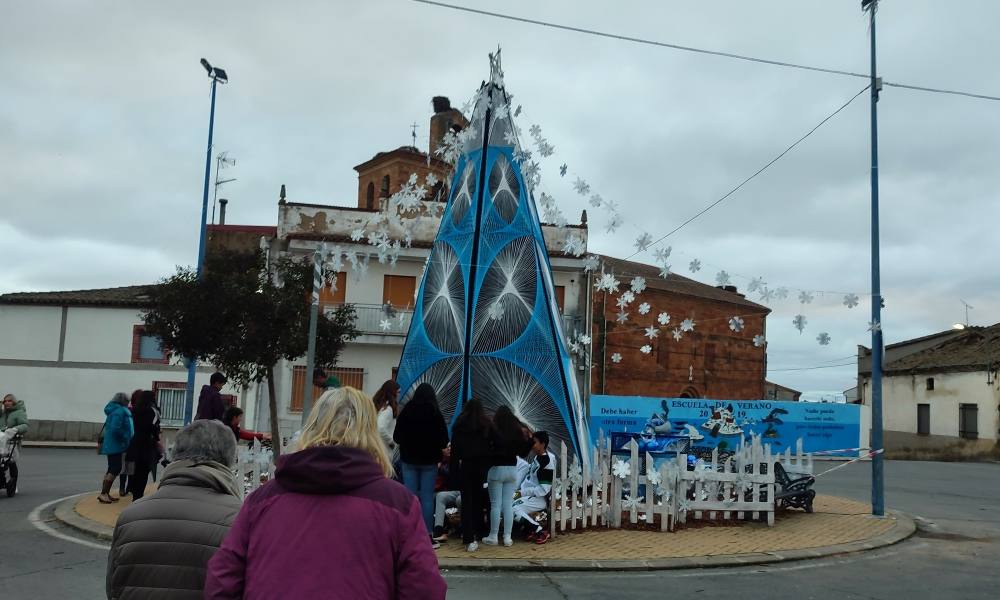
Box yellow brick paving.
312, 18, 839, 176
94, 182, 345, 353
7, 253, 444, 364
75, 491, 896, 561
434, 496, 897, 561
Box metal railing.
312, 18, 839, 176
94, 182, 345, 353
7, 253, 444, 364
158, 388, 187, 428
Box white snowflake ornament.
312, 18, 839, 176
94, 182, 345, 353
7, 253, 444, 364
612, 459, 631, 479
817, 332, 831, 345
658, 263, 671, 279
753, 334, 766, 348
638, 302, 650, 315
672, 328, 683, 341
729, 316, 745, 332
799, 291, 814, 304
689, 259, 702, 273
747, 277, 766, 294
657, 312, 670, 326
350, 228, 365, 242
611, 352, 622, 363
867, 320, 881, 332
644, 326, 659, 339
559, 163, 568, 177
595, 273, 621, 293
622, 291, 635, 304
379, 319, 392, 332
572, 177, 590, 195
843, 293, 860, 309
616, 311, 629, 324
640, 344, 652, 354
775, 287, 790, 300
589, 193, 603, 208
680, 318, 696, 332
630, 276, 647, 294
793, 314, 808, 333
582, 255, 601, 272
634, 232, 653, 254
562, 234, 585, 257
716, 271, 731, 286
653, 246, 672, 263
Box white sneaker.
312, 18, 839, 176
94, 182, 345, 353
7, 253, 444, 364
466, 542, 479, 552
503, 536, 513, 547
482, 536, 499, 546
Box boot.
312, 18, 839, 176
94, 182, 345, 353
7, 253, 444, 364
98, 474, 114, 504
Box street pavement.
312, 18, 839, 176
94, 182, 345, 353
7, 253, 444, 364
2, 448, 998, 599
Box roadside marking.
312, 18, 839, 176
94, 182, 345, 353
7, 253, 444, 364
27, 493, 112, 551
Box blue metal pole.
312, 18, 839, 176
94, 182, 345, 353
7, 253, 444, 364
868, 2, 885, 517
184, 76, 219, 424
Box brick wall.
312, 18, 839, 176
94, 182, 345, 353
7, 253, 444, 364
592, 287, 767, 400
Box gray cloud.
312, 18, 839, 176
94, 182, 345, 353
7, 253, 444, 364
2, 0, 997, 393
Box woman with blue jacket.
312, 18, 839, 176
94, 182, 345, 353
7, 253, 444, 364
98, 392, 134, 504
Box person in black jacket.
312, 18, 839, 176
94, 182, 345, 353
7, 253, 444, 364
449, 398, 493, 552
393, 383, 449, 538
484, 405, 532, 547
125, 390, 160, 500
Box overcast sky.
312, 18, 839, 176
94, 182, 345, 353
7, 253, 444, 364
2, 0, 998, 393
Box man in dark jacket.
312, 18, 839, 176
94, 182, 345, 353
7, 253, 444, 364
107, 419, 241, 600
194, 372, 228, 421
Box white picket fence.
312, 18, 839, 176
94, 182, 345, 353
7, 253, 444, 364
550, 433, 814, 535
235, 438, 289, 499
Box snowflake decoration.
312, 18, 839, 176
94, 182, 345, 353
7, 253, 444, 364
622, 495, 644, 510
843, 293, 860, 309
350, 228, 365, 242
799, 291, 814, 304
616, 295, 630, 310
689, 259, 702, 273
488, 302, 505, 321
653, 246, 672, 263
638, 302, 651, 315
634, 232, 653, 254
646, 470, 662, 486
612, 459, 631, 480
514, 104, 522, 117
589, 193, 603, 208
582, 255, 601, 272
611, 352, 622, 363
753, 334, 766, 348
729, 316, 745, 332
630, 276, 647, 294
657, 312, 670, 326
656, 263, 670, 279
616, 311, 629, 324
715, 271, 731, 286
569, 340, 581, 355
568, 462, 584, 488
562, 234, 585, 257
680, 318, 696, 332
379, 319, 392, 332
578, 334, 592, 346
678, 498, 692, 514
640, 344, 652, 354
775, 287, 789, 300
817, 332, 831, 345
573, 177, 590, 195
644, 326, 659, 339
559, 163, 568, 177
672, 328, 684, 341
868, 320, 881, 332
793, 314, 808, 333
616, 291, 632, 305
595, 272, 621, 293
425, 173, 439, 187
747, 277, 766, 294
758, 287, 775, 303
605, 212, 622, 234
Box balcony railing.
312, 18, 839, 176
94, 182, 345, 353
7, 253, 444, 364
326, 303, 585, 340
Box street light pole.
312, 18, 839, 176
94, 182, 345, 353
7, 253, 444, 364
184, 59, 229, 424
864, 0, 885, 517
302, 243, 326, 426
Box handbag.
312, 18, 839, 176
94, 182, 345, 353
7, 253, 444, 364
96, 423, 105, 455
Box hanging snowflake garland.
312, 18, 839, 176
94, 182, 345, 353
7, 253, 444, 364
657, 312, 670, 326
729, 316, 745, 332
843, 293, 860, 309
817, 332, 831, 346
793, 314, 808, 333
753, 334, 766, 348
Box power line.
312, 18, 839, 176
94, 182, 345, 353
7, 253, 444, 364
413, 0, 1000, 103
622, 84, 871, 260
769, 362, 856, 372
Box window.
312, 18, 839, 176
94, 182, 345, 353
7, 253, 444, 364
366, 182, 375, 209
383, 275, 416, 308
553, 285, 566, 313
380, 175, 390, 197
917, 403, 930, 435
132, 325, 169, 364
926, 377, 935, 391
153, 381, 187, 427
290, 365, 367, 412
959, 404, 978, 439
319, 273, 347, 307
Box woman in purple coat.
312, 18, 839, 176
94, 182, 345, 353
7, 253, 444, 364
204, 387, 447, 600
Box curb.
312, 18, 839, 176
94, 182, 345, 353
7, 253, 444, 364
438, 511, 917, 572
53, 493, 115, 541
23, 441, 96, 449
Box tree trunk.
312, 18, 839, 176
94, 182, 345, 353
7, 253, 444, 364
266, 365, 281, 460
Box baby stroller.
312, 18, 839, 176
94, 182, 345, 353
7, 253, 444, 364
0, 430, 22, 497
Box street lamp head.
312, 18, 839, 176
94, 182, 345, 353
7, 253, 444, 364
200, 58, 212, 74
200, 58, 228, 83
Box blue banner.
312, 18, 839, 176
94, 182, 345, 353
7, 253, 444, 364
589, 395, 861, 458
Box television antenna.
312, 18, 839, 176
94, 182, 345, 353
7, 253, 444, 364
212, 151, 237, 224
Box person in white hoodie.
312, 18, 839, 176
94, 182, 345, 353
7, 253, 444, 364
371, 380, 400, 464
513, 431, 556, 544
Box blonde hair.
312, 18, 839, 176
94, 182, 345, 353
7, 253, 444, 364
296, 386, 394, 478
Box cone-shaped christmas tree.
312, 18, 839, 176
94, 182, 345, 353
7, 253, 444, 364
396, 52, 589, 462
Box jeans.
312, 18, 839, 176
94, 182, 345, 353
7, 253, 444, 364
487, 465, 518, 540
434, 490, 462, 528
402, 462, 437, 534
